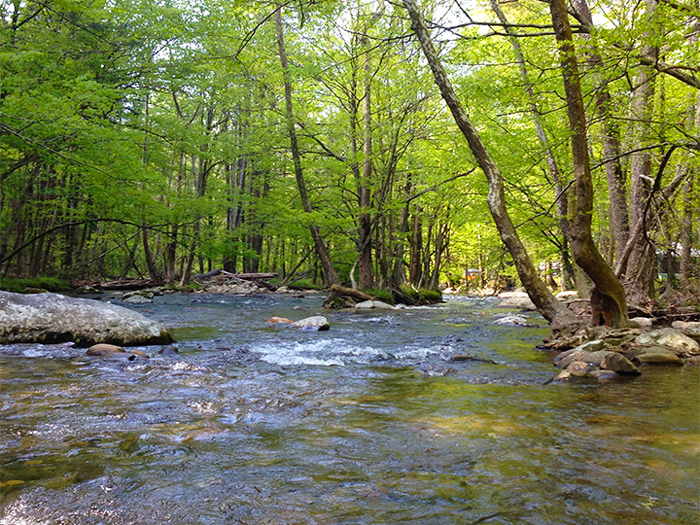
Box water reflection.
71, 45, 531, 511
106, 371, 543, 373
1, 294, 698, 524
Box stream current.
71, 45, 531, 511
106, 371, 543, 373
0, 293, 698, 524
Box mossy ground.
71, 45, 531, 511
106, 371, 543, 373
0, 277, 72, 294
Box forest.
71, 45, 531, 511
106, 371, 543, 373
1, 0, 698, 322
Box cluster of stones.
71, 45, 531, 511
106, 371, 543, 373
553, 322, 700, 383
204, 280, 262, 295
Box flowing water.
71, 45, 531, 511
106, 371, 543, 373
0, 293, 698, 524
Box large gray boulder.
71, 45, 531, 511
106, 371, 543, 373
0, 291, 172, 346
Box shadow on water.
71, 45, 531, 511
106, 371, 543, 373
0, 294, 698, 524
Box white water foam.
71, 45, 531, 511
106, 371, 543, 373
251, 339, 384, 367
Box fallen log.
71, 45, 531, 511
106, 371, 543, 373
98, 278, 162, 290
329, 284, 373, 302
234, 272, 279, 280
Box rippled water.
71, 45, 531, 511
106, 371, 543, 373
1, 293, 698, 524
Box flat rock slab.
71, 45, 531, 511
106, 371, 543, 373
0, 291, 172, 346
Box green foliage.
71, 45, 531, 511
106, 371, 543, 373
0, 0, 697, 299
0, 277, 71, 293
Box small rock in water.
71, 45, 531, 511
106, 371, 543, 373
355, 300, 396, 310
632, 351, 683, 366
293, 316, 330, 331
122, 294, 153, 304
76, 285, 99, 294
159, 345, 180, 356
493, 314, 533, 327
267, 317, 294, 324
86, 343, 126, 356
600, 353, 641, 376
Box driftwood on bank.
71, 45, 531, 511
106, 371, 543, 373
193, 269, 278, 282
98, 278, 162, 290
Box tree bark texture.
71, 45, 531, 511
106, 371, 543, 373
549, 0, 629, 327
359, 35, 374, 289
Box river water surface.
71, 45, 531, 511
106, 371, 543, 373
1, 293, 698, 524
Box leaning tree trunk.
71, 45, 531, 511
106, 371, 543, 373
569, 0, 630, 263
402, 0, 576, 327
549, 0, 629, 327
275, 6, 340, 287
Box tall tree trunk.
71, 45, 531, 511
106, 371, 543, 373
275, 6, 340, 287
679, 99, 699, 285
402, 0, 575, 326
549, 0, 629, 327
358, 35, 374, 289
165, 225, 178, 285
409, 205, 422, 285
625, 0, 659, 304
142, 226, 159, 282
391, 174, 411, 286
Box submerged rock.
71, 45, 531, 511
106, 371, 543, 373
86, 343, 126, 356
0, 291, 172, 346
590, 369, 620, 382
86, 343, 148, 359
158, 345, 180, 356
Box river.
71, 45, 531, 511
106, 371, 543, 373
1, 293, 698, 524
